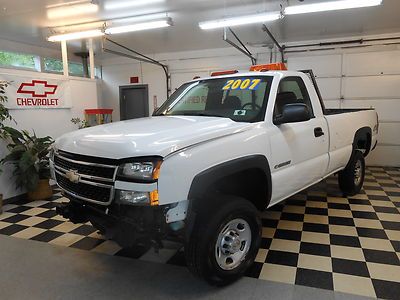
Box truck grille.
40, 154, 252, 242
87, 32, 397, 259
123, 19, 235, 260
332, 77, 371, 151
53, 151, 118, 205
55, 173, 112, 203
54, 155, 115, 180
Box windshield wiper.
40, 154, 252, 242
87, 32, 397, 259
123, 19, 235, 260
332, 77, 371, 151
201, 114, 228, 118
186, 112, 228, 118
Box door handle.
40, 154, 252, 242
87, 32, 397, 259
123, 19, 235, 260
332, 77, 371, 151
314, 127, 324, 137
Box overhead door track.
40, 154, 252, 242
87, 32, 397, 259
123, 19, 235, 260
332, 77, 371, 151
223, 27, 257, 65
103, 38, 171, 97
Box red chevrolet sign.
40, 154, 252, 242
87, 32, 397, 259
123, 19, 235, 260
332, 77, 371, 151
16, 80, 59, 106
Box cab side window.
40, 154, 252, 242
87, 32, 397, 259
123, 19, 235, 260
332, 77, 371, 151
274, 77, 314, 118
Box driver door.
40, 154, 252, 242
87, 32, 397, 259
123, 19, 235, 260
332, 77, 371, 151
269, 76, 329, 205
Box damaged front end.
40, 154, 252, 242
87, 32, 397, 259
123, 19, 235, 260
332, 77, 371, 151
50, 150, 186, 250
55, 194, 180, 250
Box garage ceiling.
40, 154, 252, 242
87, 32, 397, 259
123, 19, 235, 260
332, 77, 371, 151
0, 0, 399, 54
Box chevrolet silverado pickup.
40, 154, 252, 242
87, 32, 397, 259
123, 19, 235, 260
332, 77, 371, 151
51, 64, 378, 285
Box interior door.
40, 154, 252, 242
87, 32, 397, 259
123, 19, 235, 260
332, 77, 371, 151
269, 76, 329, 205
120, 85, 149, 120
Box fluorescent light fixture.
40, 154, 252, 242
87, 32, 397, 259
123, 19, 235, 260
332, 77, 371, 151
105, 18, 172, 34
105, 0, 164, 10
111, 13, 170, 24
47, 1, 99, 19
199, 12, 281, 30
48, 29, 104, 42
285, 0, 383, 15
52, 21, 105, 33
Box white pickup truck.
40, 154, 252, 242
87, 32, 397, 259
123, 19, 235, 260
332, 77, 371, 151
51, 64, 378, 285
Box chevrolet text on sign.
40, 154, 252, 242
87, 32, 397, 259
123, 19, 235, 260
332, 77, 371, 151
0, 74, 71, 109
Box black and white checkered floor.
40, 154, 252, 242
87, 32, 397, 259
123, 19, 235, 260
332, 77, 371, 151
1, 167, 399, 299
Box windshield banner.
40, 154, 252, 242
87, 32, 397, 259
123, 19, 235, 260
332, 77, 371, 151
222, 78, 261, 91
0, 74, 71, 109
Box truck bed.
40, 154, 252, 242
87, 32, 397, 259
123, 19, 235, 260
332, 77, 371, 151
324, 109, 378, 174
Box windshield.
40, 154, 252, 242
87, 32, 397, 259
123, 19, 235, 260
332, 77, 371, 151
154, 76, 273, 122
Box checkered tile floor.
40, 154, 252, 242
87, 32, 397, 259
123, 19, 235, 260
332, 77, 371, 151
1, 167, 400, 299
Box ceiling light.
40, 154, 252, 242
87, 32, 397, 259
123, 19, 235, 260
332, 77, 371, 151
199, 12, 281, 30
48, 29, 104, 42
51, 21, 106, 33
284, 0, 383, 15
47, 1, 99, 19
104, 0, 164, 10
111, 13, 170, 24
105, 18, 172, 34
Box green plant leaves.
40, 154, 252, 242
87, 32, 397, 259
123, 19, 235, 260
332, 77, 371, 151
2, 126, 23, 142
71, 117, 89, 129
0, 81, 14, 127
1, 126, 54, 192
19, 151, 36, 172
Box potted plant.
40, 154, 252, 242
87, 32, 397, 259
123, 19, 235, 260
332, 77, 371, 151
1, 127, 54, 201
0, 81, 14, 213
71, 117, 89, 129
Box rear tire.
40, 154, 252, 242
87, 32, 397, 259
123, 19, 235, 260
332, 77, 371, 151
338, 150, 365, 196
185, 195, 261, 286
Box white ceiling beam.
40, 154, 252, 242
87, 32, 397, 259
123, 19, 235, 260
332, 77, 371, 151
61, 40, 69, 76
88, 38, 95, 79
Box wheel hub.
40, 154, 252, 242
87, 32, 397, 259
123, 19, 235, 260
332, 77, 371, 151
221, 231, 242, 254
230, 236, 241, 252
354, 159, 363, 186
215, 218, 252, 270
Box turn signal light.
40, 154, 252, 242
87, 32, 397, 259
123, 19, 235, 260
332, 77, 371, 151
152, 161, 162, 180
150, 190, 159, 206
211, 70, 239, 76
249, 63, 287, 72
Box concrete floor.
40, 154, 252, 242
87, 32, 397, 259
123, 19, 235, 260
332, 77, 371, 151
0, 235, 371, 300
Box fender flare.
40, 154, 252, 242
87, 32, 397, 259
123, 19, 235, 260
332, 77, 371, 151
353, 127, 372, 157
185, 155, 272, 238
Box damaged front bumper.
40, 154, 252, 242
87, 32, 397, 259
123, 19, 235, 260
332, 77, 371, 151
55, 195, 180, 249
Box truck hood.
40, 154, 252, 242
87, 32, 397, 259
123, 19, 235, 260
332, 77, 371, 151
55, 116, 252, 159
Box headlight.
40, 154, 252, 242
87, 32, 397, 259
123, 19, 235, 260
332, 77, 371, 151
116, 190, 159, 206
118, 159, 162, 182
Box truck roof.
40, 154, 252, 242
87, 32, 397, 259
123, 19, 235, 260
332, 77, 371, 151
196, 70, 301, 82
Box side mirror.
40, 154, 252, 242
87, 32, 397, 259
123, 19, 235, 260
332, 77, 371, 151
274, 103, 311, 125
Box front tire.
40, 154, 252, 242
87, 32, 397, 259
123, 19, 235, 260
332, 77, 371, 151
338, 150, 365, 196
185, 195, 261, 286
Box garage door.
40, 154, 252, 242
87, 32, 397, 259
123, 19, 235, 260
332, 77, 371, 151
288, 50, 400, 167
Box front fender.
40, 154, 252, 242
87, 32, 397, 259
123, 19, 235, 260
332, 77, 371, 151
188, 155, 272, 205
185, 154, 271, 240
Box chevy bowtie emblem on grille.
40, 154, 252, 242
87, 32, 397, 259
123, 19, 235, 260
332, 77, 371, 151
65, 170, 80, 183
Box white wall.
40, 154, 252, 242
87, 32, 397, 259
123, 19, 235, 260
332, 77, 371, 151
0, 67, 99, 199
101, 34, 400, 167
